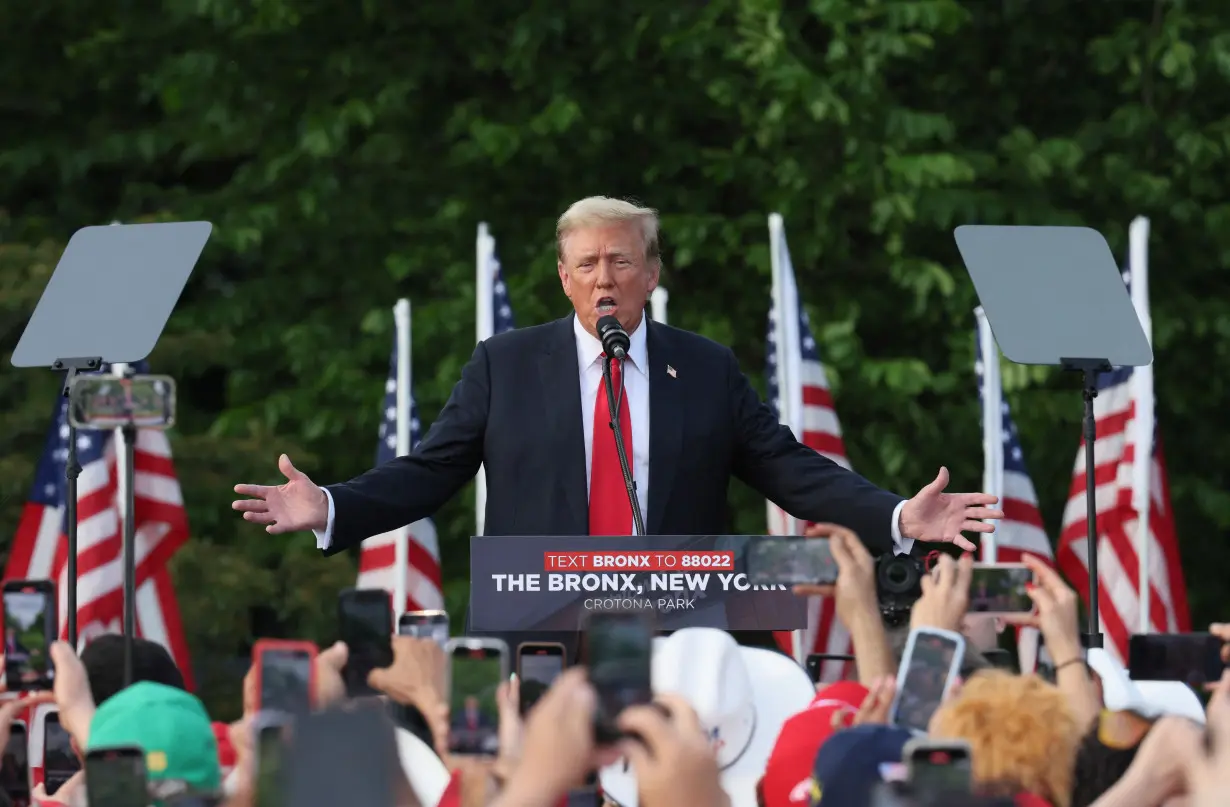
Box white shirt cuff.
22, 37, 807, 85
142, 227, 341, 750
891, 500, 914, 556
313, 488, 336, 550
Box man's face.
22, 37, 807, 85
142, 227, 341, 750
558, 222, 659, 338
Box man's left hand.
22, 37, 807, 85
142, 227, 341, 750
900, 467, 1004, 552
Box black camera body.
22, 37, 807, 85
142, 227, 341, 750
875, 553, 926, 626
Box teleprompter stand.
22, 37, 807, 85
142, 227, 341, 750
12, 222, 212, 685
954, 225, 1152, 651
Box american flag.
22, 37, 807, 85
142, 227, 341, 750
5, 363, 193, 687
356, 336, 443, 611
1056, 265, 1190, 663
974, 328, 1054, 564
974, 322, 1055, 673
490, 249, 516, 334
765, 219, 852, 680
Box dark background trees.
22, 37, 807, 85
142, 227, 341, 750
2, 0, 1227, 717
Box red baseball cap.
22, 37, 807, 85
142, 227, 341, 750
759, 681, 869, 807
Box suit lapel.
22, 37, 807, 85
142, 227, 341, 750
647, 321, 683, 535
538, 316, 588, 532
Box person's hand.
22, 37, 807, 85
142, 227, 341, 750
899, 467, 1003, 552
618, 694, 730, 807
850, 676, 896, 727
232, 454, 329, 534
31, 768, 85, 805
1185, 670, 1230, 807
792, 523, 878, 620
909, 553, 972, 634
1210, 623, 1230, 664
499, 669, 620, 804
50, 642, 96, 748
369, 636, 446, 712
1110, 715, 1203, 805
494, 676, 523, 771
0, 691, 54, 752
1003, 555, 1082, 663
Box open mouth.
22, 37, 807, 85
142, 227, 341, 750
597, 297, 617, 314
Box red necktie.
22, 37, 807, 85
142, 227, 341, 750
589, 355, 634, 535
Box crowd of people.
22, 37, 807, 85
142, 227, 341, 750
0, 523, 1225, 807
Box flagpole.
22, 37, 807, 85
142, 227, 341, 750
650, 287, 669, 324
769, 213, 805, 664
475, 224, 494, 537
1128, 217, 1154, 633
975, 308, 1003, 563
393, 299, 412, 620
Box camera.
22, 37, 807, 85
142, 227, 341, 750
876, 553, 925, 626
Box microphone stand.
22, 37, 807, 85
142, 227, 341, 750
602, 355, 645, 536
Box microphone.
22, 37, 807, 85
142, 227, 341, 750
596, 315, 630, 360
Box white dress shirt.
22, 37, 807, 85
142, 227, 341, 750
315, 315, 913, 555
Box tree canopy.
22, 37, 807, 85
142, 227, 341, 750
3, 0, 1229, 717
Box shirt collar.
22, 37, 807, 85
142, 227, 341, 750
574, 313, 648, 377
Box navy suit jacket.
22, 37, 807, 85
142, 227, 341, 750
323, 315, 903, 554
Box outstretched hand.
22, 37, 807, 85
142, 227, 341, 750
232, 454, 329, 534
899, 467, 1003, 552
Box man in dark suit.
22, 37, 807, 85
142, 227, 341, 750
233, 197, 1003, 655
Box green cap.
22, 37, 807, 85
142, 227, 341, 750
86, 681, 220, 791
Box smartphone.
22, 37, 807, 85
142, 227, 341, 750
253, 713, 291, 807
397, 611, 449, 646
337, 588, 394, 697
903, 738, 973, 793
967, 564, 1035, 616
42, 712, 82, 795
517, 643, 567, 717
253, 640, 317, 715
805, 652, 855, 685
2, 580, 57, 691
1, 720, 28, 798
746, 538, 837, 587
889, 627, 965, 735
84, 745, 147, 807
445, 638, 508, 757
584, 610, 654, 744
1128, 633, 1226, 687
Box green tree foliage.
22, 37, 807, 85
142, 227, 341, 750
3, 0, 1230, 716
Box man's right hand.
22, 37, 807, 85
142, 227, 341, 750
232, 454, 328, 534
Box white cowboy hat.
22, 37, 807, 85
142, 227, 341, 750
599, 628, 815, 807
396, 726, 451, 806
1086, 647, 1205, 724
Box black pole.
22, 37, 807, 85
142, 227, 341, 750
602, 356, 645, 537
63, 375, 81, 648
121, 420, 137, 686
1081, 367, 1104, 649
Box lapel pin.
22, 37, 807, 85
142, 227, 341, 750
667, 365, 677, 378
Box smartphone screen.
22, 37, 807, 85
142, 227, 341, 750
397, 611, 449, 646
254, 722, 287, 807
1, 723, 28, 797
892, 631, 962, 734
517, 644, 565, 716
259, 647, 313, 715
337, 590, 393, 697
43, 713, 83, 795
1128, 633, 1226, 687
586, 612, 653, 742
85, 747, 147, 807
908, 745, 973, 792
746, 538, 837, 587
447, 644, 505, 756
3, 582, 57, 689
968, 565, 1035, 615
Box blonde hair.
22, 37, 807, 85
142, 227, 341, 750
556, 196, 660, 263
929, 670, 1079, 807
